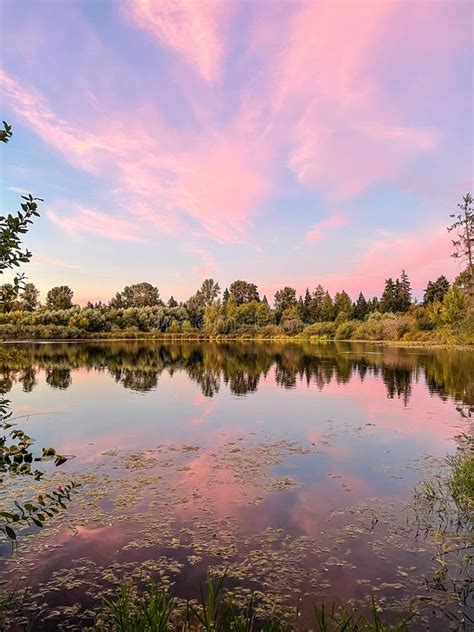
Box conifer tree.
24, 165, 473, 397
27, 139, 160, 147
397, 270, 412, 312
380, 278, 396, 312
354, 292, 368, 320
320, 291, 335, 321
423, 276, 450, 304
334, 290, 352, 317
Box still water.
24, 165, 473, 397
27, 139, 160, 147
0, 341, 472, 630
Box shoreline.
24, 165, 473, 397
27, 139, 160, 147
1, 335, 472, 351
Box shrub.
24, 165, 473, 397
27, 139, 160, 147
381, 315, 415, 340
302, 322, 336, 339
258, 324, 284, 338
353, 319, 384, 340
334, 310, 349, 325
335, 320, 357, 339
442, 286, 465, 324
281, 317, 304, 334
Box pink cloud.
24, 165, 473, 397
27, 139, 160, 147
125, 0, 234, 83
184, 244, 216, 278
246, 2, 443, 199
1, 67, 268, 244
32, 256, 81, 270
1, 0, 470, 259
313, 224, 460, 297
305, 214, 347, 243
0, 68, 110, 174
47, 207, 144, 243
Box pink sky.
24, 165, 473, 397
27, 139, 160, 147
0, 0, 472, 303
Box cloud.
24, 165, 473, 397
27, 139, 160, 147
305, 214, 347, 243
1, 68, 268, 244
0, 68, 109, 174
47, 207, 144, 243
125, 0, 234, 83
32, 256, 81, 270
8, 186, 32, 195
1, 0, 469, 259
184, 244, 216, 278
311, 224, 459, 297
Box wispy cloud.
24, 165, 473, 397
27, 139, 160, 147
1, 68, 268, 244
32, 256, 81, 270
184, 244, 216, 278
7, 186, 32, 195
47, 207, 144, 243
303, 224, 459, 297
125, 0, 234, 83
305, 215, 347, 243
0, 0, 470, 287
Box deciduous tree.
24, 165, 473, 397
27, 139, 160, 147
228, 280, 260, 305
197, 278, 220, 306
20, 282, 40, 311
274, 286, 297, 315
448, 193, 473, 294
109, 282, 161, 308
46, 285, 74, 310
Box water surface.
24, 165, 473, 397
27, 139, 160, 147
1, 341, 472, 630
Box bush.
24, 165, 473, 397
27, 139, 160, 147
281, 317, 304, 334
335, 320, 358, 339
301, 322, 336, 339
334, 310, 349, 326
353, 319, 384, 340
381, 315, 415, 341
258, 324, 284, 339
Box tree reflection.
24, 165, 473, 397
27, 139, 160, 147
45, 367, 72, 390
0, 342, 472, 408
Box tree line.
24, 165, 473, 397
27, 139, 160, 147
0, 267, 469, 342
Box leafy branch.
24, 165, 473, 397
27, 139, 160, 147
0, 481, 80, 544
0, 121, 12, 144
0, 194, 42, 297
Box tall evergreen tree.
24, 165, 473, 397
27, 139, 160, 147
334, 290, 352, 317
367, 296, 380, 313
312, 284, 325, 322
297, 295, 305, 319
380, 278, 396, 312
423, 276, 450, 304
354, 292, 368, 320
396, 270, 412, 312
320, 291, 335, 321
303, 288, 312, 323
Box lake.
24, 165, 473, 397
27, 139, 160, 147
0, 341, 472, 630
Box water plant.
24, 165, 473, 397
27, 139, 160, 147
93, 573, 416, 632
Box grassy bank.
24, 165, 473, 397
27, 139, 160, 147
90, 577, 415, 632
1, 330, 473, 351
0, 294, 473, 347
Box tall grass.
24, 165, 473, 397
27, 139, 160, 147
93, 573, 415, 631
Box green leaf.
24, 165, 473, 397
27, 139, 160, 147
5, 525, 16, 540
